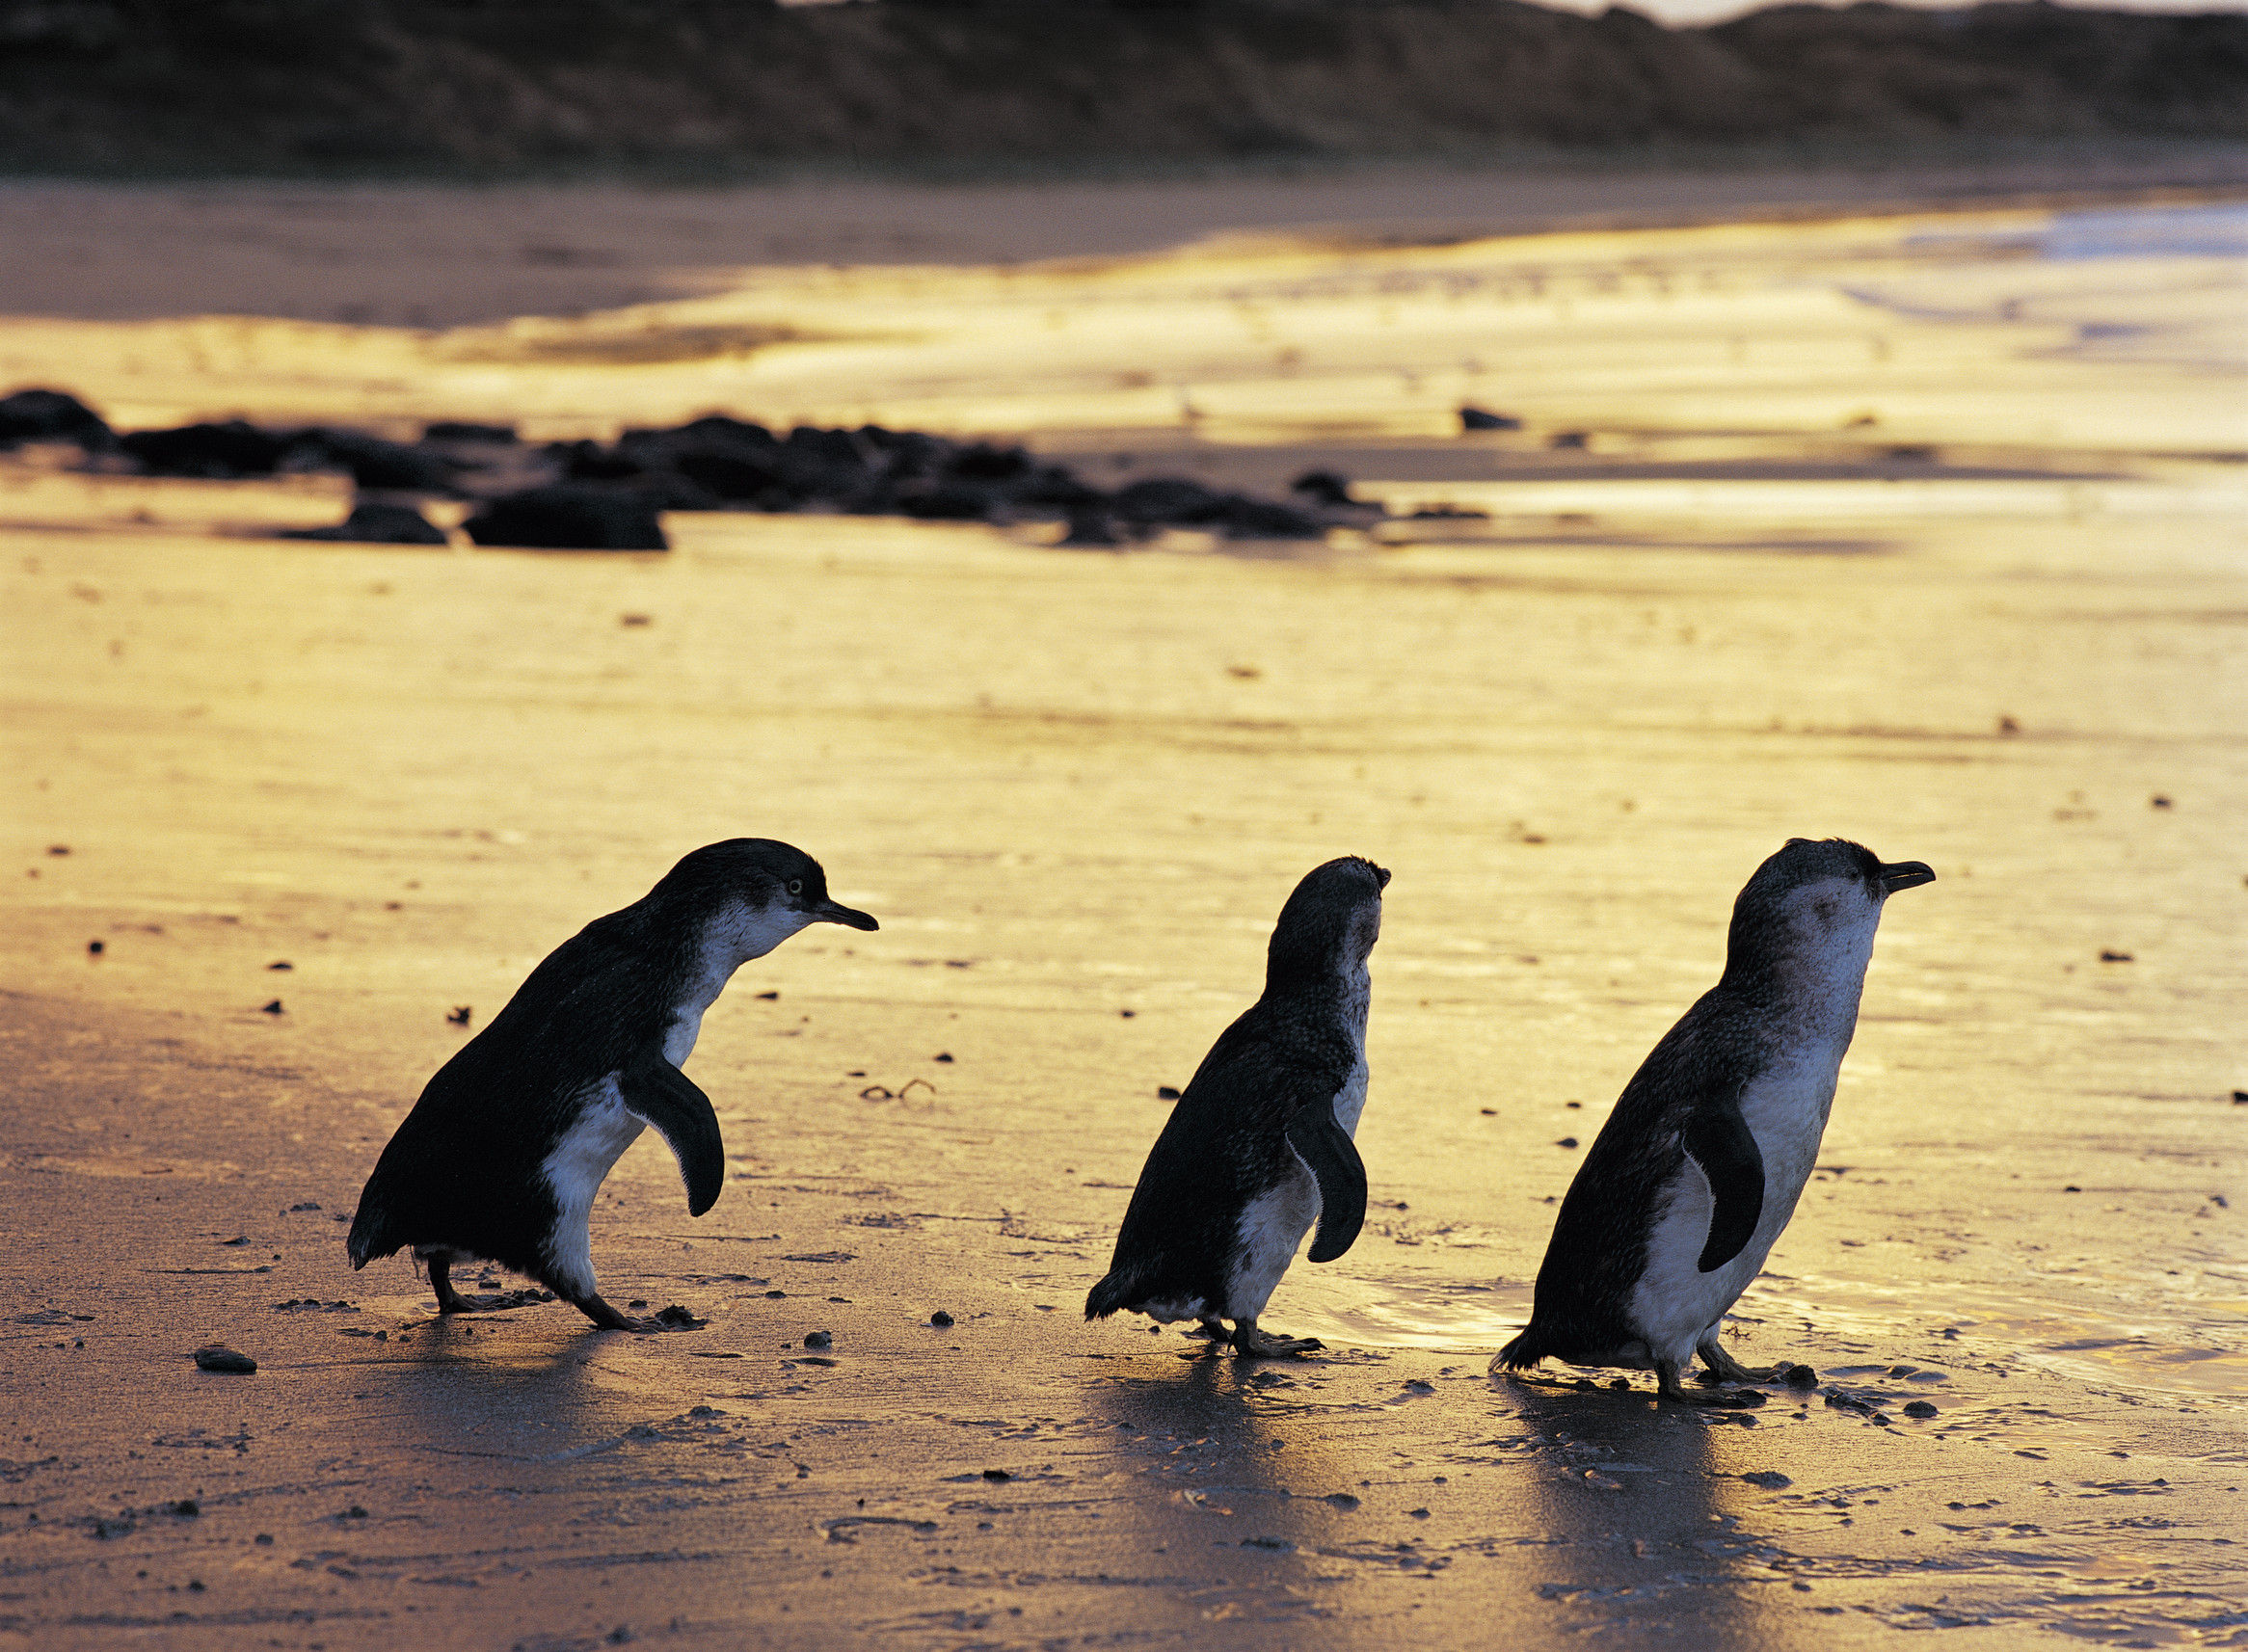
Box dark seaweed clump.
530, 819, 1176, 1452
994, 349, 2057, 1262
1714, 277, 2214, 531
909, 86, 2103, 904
0, 386, 1374, 550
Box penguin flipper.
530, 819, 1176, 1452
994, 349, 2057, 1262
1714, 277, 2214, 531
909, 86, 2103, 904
1682, 1097, 1764, 1273
1286, 1103, 1367, 1265
619, 1046, 726, 1217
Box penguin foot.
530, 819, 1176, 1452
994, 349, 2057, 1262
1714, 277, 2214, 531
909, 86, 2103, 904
1230, 1319, 1325, 1359
1696, 1341, 1786, 1385
569, 1293, 705, 1334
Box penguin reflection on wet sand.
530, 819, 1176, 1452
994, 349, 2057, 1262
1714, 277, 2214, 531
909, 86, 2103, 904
348, 840, 877, 1332
1496, 838, 1935, 1400
1087, 857, 1388, 1358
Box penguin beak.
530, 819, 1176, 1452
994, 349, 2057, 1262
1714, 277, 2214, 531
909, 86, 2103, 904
816, 899, 879, 932
1879, 861, 1936, 893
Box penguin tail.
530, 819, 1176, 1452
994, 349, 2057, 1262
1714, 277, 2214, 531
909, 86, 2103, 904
1493, 1324, 1548, 1372
344, 1205, 392, 1271
1084, 1268, 1137, 1322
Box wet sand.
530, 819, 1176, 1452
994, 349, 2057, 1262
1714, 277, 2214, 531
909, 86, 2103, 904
2, 183, 2245, 1648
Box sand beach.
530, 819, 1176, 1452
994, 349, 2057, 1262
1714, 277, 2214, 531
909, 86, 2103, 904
1, 166, 2244, 1648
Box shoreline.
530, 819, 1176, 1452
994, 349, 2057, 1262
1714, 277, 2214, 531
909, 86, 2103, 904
2, 148, 2242, 329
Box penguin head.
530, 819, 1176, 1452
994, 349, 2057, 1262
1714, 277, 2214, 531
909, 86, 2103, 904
1725, 837, 1933, 984
1266, 856, 1389, 988
656, 839, 879, 962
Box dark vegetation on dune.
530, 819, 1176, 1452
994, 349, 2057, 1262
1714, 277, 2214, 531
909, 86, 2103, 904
0, 0, 2242, 177
1, 386, 1382, 548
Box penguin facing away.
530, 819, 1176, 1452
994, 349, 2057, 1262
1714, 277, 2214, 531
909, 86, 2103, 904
1495, 838, 1933, 1399
347, 839, 877, 1332
1087, 856, 1388, 1358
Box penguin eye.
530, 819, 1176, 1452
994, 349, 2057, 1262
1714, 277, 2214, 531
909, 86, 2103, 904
787, 878, 804, 896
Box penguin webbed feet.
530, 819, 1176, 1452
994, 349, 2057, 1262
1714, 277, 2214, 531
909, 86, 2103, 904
1228, 1318, 1325, 1360
1695, 1336, 1782, 1385
571, 1292, 708, 1334
1656, 1358, 1766, 1407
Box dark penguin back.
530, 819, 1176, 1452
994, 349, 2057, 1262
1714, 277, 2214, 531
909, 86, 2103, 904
345, 906, 691, 1278
1498, 838, 1888, 1368
1087, 856, 1385, 1320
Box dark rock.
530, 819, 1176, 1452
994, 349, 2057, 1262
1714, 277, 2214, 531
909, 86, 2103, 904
1740, 1470, 1792, 1488
284, 502, 448, 545
121, 421, 291, 478
1059, 506, 1121, 546
0, 387, 112, 449
1290, 468, 1355, 506
422, 421, 517, 443
193, 1345, 256, 1373
1459, 406, 1522, 431
804, 1330, 833, 1349
929, 1311, 954, 1327
464, 487, 667, 550
287, 428, 457, 492
2100, 949, 2133, 962
654, 1304, 705, 1329
1548, 431, 1590, 449
1214, 494, 1325, 539
945, 441, 1031, 482
1111, 476, 1224, 525
1903, 1399, 1939, 1417
1157, 1085, 1181, 1101
669, 448, 788, 502
897, 484, 998, 521
1010, 466, 1105, 509
1782, 1363, 1819, 1387
981, 1468, 1010, 1481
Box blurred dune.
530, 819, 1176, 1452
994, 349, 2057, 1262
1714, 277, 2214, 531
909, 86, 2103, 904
1, 0, 2245, 177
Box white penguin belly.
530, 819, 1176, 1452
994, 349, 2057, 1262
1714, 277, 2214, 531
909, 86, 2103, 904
539, 1077, 646, 1295
1626, 1045, 1845, 1365
1224, 1048, 1368, 1321
1225, 1160, 1321, 1321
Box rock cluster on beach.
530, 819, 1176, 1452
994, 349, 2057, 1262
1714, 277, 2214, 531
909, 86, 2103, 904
0, 387, 1375, 549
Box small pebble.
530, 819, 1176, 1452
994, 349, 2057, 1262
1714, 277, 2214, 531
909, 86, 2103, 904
260, 999, 284, 1015
1783, 1364, 1819, 1388
929, 1311, 954, 1327
1557, 1137, 1579, 1149
1903, 1399, 1940, 1418
193, 1345, 256, 1374
1157, 1086, 1181, 1101
804, 1330, 832, 1349
981, 1468, 1010, 1481
86, 939, 104, 956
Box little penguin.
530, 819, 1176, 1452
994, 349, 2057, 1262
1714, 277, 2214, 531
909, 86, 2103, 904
1086, 856, 1388, 1358
347, 839, 877, 1332
1494, 837, 1934, 1399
